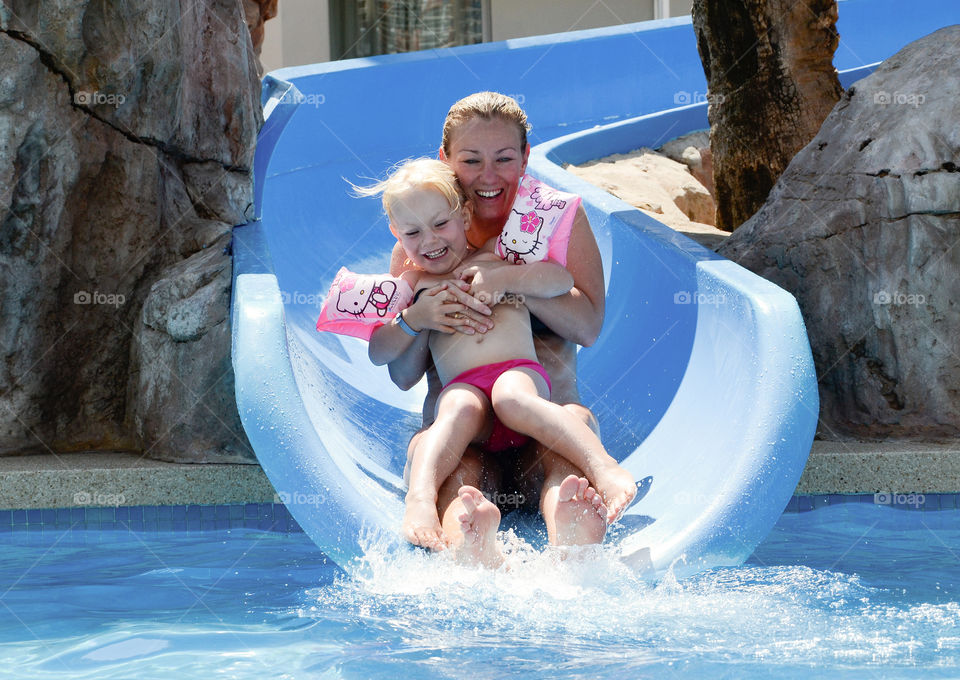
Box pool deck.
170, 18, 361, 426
0, 442, 957, 509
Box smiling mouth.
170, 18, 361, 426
476, 189, 503, 199
423, 247, 448, 260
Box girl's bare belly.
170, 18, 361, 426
429, 303, 540, 386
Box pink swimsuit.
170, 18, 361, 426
445, 358, 552, 453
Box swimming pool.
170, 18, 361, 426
3, 498, 958, 678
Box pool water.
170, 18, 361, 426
2, 502, 959, 679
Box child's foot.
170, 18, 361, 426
593, 465, 637, 523
454, 486, 503, 568
554, 475, 608, 545
402, 495, 447, 551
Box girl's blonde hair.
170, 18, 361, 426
441, 91, 530, 156
353, 158, 468, 234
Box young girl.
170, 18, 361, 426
363, 158, 634, 565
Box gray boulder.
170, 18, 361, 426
719, 26, 960, 440
0, 1, 261, 461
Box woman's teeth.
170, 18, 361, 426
424, 247, 447, 260
476, 189, 502, 198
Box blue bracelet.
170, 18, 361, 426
395, 311, 420, 337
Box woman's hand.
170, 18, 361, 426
405, 280, 494, 335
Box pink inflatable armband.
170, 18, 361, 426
495, 175, 581, 266
316, 267, 413, 340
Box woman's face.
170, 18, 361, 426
442, 117, 529, 232
391, 187, 470, 275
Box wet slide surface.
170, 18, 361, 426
232, 0, 958, 574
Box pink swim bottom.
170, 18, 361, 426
445, 358, 552, 453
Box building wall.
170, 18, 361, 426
260, 0, 692, 73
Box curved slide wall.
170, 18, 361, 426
232, 0, 960, 573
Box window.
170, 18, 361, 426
331, 0, 486, 59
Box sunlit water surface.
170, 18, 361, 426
1, 503, 958, 679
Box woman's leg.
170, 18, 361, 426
490, 368, 636, 522
403, 384, 489, 550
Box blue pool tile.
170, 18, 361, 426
128, 519, 145, 532
171, 506, 186, 521
12, 509, 27, 525
27, 509, 42, 524
173, 519, 187, 531
158, 520, 174, 531
186, 520, 202, 531
0, 510, 11, 527
244, 503, 259, 519
143, 506, 159, 521
200, 505, 216, 520
921, 494, 939, 511
229, 505, 244, 520
70, 508, 85, 523
41, 509, 57, 524
56, 508, 72, 524
186, 505, 202, 521
796, 496, 813, 512
156, 505, 173, 519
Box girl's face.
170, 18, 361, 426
391, 187, 470, 275
441, 117, 529, 233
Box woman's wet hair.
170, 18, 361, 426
442, 91, 530, 156
352, 158, 468, 231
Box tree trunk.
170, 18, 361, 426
692, 0, 843, 231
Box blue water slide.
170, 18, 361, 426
232, 0, 960, 573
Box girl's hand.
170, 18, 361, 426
405, 281, 494, 335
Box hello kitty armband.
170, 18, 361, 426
495, 175, 581, 266
316, 267, 414, 340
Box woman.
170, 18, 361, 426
387, 92, 610, 551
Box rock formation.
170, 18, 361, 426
0, 1, 262, 462
719, 26, 960, 440
692, 0, 844, 230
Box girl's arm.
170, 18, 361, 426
368, 277, 478, 367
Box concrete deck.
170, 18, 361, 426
0, 442, 957, 509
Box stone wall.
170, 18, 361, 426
0, 0, 262, 462
719, 27, 960, 440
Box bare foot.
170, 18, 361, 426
402, 494, 446, 552
454, 486, 503, 568
553, 475, 608, 546
593, 465, 637, 523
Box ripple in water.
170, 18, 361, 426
300, 529, 960, 678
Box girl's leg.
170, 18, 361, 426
436, 448, 504, 567
403, 384, 489, 550
490, 368, 636, 522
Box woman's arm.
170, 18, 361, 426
458, 251, 573, 302
521, 205, 605, 347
